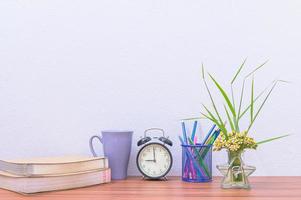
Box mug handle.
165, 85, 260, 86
89, 135, 103, 157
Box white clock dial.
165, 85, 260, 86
137, 143, 172, 178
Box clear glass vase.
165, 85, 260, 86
217, 150, 256, 189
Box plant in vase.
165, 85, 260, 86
194, 59, 288, 189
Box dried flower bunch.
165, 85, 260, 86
214, 131, 257, 152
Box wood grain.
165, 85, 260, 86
0, 177, 300, 200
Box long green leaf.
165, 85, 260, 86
233, 112, 239, 132
256, 134, 290, 145
247, 81, 278, 132
245, 60, 268, 78
230, 85, 236, 115
208, 73, 236, 119
202, 80, 224, 125
202, 105, 221, 126
202, 104, 227, 136
201, 114, 219, 127
250, 76, 254, 123
201, 113, 215, 122
230, 86, 239, 131
237, 60, 268, 122
181, 117, 202, 121
224, 105, 235, 131
277, 80, 290, 83
231, 58, 247, 84
202, 63, 205, 79
238, 80, 275, 120
231, 58, 247, 128
237, 79, 246, 121
202, 65, 227, 138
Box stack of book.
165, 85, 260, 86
0, 156, 110, 194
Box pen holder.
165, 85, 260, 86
181, 144, 212, 182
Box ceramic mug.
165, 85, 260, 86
89, 130, 133, 180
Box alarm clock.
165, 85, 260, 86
136, 128, 173, 180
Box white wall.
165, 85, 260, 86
0, 0, 300, 176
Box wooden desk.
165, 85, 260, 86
0, 177, 300, 200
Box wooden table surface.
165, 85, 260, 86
1, 177, 301, 200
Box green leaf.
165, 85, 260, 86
245, 60, 268, 78
231, 58, 247, 84
201, 66, 227, 138
238, 80, 274, 120
202, 104, 227, 137
277, 80, 290, 83
201, 112, 214, 122
208, 73, 236, 118
256, 134, 290, 145
231, 58, 247, 128
202, 105, 220, 126
237, 79, 246, 121
247, 81, 278, 132
224, 105, 235, 131
250, 76, 254, 123
230, 85, 236, 115
202, 63, 205, 79
237, 60, 269, 121
230, 87, 240, 132
181, 117, 202, 121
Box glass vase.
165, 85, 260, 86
217, 150, 256, 189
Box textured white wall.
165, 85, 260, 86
0, 0, 300, 176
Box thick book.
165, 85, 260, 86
0, 156, 108, 177
0, 168, 111, 194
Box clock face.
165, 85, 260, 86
137, 142, 172, 179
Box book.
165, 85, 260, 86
0, 156, 108, 177
0, 168, 111, 194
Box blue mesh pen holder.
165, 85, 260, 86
181, 144, 212, 182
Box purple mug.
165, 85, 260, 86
89, 130, 133, 180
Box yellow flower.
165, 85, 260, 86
213, 131, 257, 152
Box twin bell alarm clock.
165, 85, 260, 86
136, 128, 173, 180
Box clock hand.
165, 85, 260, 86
153, 146, 156, 163
145, 159, 155, 162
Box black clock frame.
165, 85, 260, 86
136, 142, 173, 180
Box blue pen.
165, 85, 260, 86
202, 124, 216, 145
205, 129, 220, 145
178, 136, 204, 177
199, 129, 221, 158
214, 129, 220, 140
191, 121, 198, 142
181, 121, 188, 144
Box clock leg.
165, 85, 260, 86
163, 176, 168, 181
